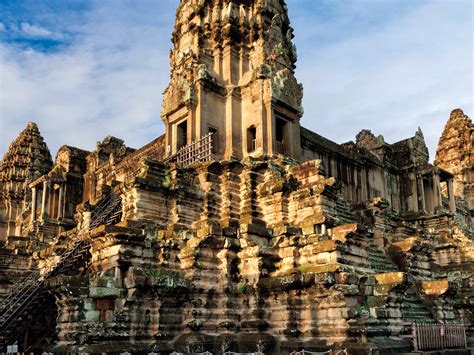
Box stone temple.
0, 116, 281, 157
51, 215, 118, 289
0, 1, 472, 354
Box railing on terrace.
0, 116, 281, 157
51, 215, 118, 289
167, 350, 348, 355
169, 353, 262, 355
412, 322, 467, 352
166, 132, 213, 166
291, 350, 347, 355
275, 141, 285, 155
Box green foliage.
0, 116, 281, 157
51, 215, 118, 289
162, 170, 172, 189
149, 268, 165, 278
238, 283, 248, 293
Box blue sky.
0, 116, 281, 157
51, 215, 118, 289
1, 0, 472, 161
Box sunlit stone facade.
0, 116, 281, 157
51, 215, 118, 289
0, 1, 472, 353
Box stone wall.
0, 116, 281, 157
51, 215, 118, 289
0, 0, 471, 352
33, 157, 472, 353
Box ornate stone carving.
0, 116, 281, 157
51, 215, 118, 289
356, 129, 385, 150
0, 2, 472, 353
162, 49, 199, 114
270, 67, 303, 111
0, 122, 52, 237
435, 109, 473, 206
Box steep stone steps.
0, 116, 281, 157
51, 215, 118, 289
335, 198, 355, 225
399, 293, 435, 324
367, 248, 399, 273
338, 237, 400, 275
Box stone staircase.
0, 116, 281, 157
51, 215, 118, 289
0, 193, 123, 350
0, 239, 91, 349
367, 243, 399, 273
335, 198, 355, 225
338, 231, 399, 275
336, 228, 438, 346
400, 292, 435, 323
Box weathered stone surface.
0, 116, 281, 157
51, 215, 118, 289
435, 109, 474, 207
0, 122, 52, 239
161, 0, 303, 161
419, 279, 449, 296
0, 1, 472, 354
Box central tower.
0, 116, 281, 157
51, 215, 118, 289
161, 0, 303, 160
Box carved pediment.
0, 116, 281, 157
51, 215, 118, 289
269, 67, 303, 112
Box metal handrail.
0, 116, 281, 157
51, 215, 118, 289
0, 193, 121, 338
275, 140, 285, 154
1, 194, 114, 309
412, 322, 467, 351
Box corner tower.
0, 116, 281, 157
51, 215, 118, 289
161, 0, 303, 160
435, 109, 473, 208
0, 122, 52, 238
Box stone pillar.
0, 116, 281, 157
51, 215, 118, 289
410, 174, 418, 212
447, 179, 456, 212
31, 186, 37, 222
57, 185, 64, 219
41, 181, 49, 220
361, 169, 369, 201
240, 46, 249, 79
433, 173, 442, 209
417, 175, 425, 212
62, 186, 67, 219
166, 122, 172, 158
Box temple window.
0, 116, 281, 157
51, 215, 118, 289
177, 120, 188, 149
247, 126, 257, 153
275, 117, 287, 154
439, 171, 456, 212
314, 224, 323, 235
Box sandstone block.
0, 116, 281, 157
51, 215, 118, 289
419, 279, 449, 296
90, 287, 121, 298
374, 272, 405, 285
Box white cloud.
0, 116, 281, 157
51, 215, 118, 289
293, 0, 473, 160
0, 1, 176, 158
0, 0, 472, 163
19, 22, 64, 40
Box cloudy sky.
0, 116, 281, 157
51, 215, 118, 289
1, 0, 472, 161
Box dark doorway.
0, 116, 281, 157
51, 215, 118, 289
275, 117, 287, 154
247, 126, 257, 153
177, 120, 188, 149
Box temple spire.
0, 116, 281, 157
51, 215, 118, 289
435, 109, 473, 207
0, 122, 52, 238
162, 0, 302, 160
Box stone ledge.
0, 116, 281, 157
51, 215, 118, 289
418, 279, 450, 296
